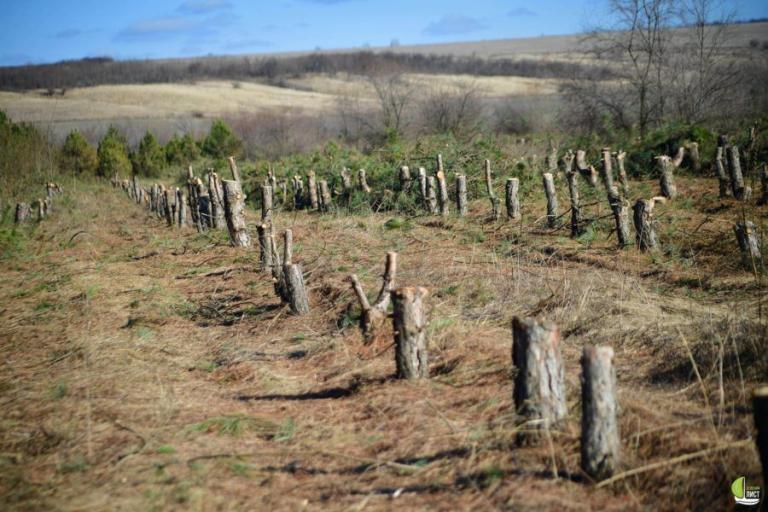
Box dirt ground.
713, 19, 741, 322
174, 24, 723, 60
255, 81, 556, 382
0, 175, 765, 511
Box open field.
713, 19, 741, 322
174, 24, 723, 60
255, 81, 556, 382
1, 171, 764, 510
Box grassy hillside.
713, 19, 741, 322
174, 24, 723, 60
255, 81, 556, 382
0, 167, 764, 510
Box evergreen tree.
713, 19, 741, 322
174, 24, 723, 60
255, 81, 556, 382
133, 130, 165, 178
59, 130, 98, 175
202, 120, 241, 159
97, 126, 131, 177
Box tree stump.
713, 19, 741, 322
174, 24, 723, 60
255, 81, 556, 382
348, 252, 397, 342
505, 178, 521, 220
608, 187, 631, 248
176, 188, 187, 227
227, 156, 241, 183
546, 143, 558, 174
658, 155, 677, 199
257, 224, 273, 271
753, 386, 768, 502
358, 169, 371, 194
715, 146, 730, 198
307, 171, 319, 210
222, 179, 251, 248
319, 180, 332, 212
150, 184, 159, 213
581, 345, 620, 481
399, 166, 412, 192
543, 173, 558, 228
437, 171, 449, 216
616, 151, 629, 196
163, 189, 174, 227
511, 317, 567, 430
576, 150, 598, 187
35, 199, 45, 221
727, 145, 746, 199
261, 184, 273, 223
564, 151, 582, 237
689, 142, 701, 173
197, 188, 212, 229
633, 198, 661, 251
417, 167, 428, 208
426, 176, 439, 214
734, 221, 763, 271
456, 175, 468, 217
14, 203, 30, 223
391, 286, 429, 379
284, 263, 310, 315
600, 148, 615, 192
208, 173, 225, 229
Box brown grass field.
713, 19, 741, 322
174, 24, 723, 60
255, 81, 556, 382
1, 170, 765, 510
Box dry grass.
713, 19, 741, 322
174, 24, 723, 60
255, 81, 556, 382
0, 173, 765, 510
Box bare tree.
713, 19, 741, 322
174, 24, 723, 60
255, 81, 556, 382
419, 80, 485, 139
368, 72, 415, 140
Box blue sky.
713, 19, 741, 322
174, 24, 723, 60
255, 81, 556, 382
1, 0, 766, 66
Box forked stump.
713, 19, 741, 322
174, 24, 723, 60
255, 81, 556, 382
753, 387, 768, 501
505, 178, 521, 220
222, 179, 251, 247
734, 221, 763, 271
348, 251, 397, 342
391, 286, 429, 379
576, 150, 598, 187
581, 346, 620, 481
456, 175, 467, 217
284, 263, 310, 315
543, 173, 558, 228
511, 317, 567, 431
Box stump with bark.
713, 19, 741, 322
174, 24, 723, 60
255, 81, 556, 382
163, 189, 174, 227
543, 173, 558, 228
391, 286, 429, 379
505, 178, 521, 220
348, 252, 397, 342
576, 150, 598, 187
437, 170, 449, 216
284, 264, 310, 315
426, 176, 439, 214
176, 188, 187, 227
658, 155, 677, 199
715, 146, 730, 198
319, 180, 332, 212
734, 221, 763, 271
581, 345, 620, 481
511, 317, 567, 430
608, 187, 631, 248
564, 151, 582, 237
600, 148, 615, 192
227, 156, 241, 183
222, 179, 251, 248
307, 171, 319, 210
616, 151, 629, 196
208, 173, 225, 229
689, 142, 701, 173
398, 166, 411, 192
633, 198, 664, 251
417, 167, 428, 209
456, 175, 467, 217
257, 224, 273, 271
358, 169, 371, 194
727, 145, 746, 199
261, 184, 273, 223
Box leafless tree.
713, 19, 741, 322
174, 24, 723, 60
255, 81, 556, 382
419, 80, 485, 139
368, 72, 415, 140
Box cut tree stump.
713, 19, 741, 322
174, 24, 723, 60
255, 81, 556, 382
284, 263, 310, 315
399, 166, 411, 192
576, 150, 598, 187
426, 176, 439, 214
505, 178, 521, 220
616, 151, 629, 196
257, 224, 273, 271
456, 175, 467, 217
319, 180, 332, 212
734, 221, 763, 271
261, 184, 273, 223
753, 386, 768, 501
358, 169, 372, 194
163, 189, 174, 227
689, 142, 701, 173
633, 198, 663, 251
727, 145, 746, 199
581, 345, 620, 481
227, 156, 241, 183
543, 173, 558, 228
348, 251, 397, 342
608, 187, 630, 248
176, 188, 187, 227
437, 170, 449, 216
208, 173, 225, 229
417, 167, 428, 208
600, 148, 615, 192
658, 155, 677, 199
511, 317, 567, 430
307, 171, 319, 210
564, 151, 582, 237
222, 179, 251, 248
391, 286, 429, 379
715, 146, 730, 198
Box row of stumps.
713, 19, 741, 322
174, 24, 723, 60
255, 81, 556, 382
12, 182, 61, 224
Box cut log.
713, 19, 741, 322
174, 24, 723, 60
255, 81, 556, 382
14, 202, 30, 223
600, 148, 615, 192
608, 187, 631, 248
307, 171, 319, 210
505, 177, 521, 220
616, 151, 629, 196
715, 146, 730, 198
391, 286, 429, 379
658, 155, 677, 199
564, 152, 582, 237
734, 221, 763, 271
456, 175, 467, 217
511, 317, 567, 429
261, 184, 273, 223
753, 386, 768, 501
581, 345, 620, 481
543, 173, 558, 228
221, 179, 251, 248
727, 145, 746, 200
426, 176, 439, 214
689, 142, 701, 173
633, 198, 663, 251
284, 263, 310, 315
358, 169, 371, 194
227, 156, 241, 183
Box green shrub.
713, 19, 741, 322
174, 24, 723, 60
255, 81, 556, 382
165, 133, 201, 166
132, 131, 165, 178
59, 130, 98, 175
202, 120, 241, 159
97, 126, 131, 177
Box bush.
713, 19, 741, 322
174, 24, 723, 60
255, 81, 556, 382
165, 133, 201, 167
132, 131, 165, 178
202, 120, 241, 159
97, 126, 131, 177
0, 110, 56, 203
59, 130, 97, 175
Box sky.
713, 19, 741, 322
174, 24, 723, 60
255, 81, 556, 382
1, 0, 767, 66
